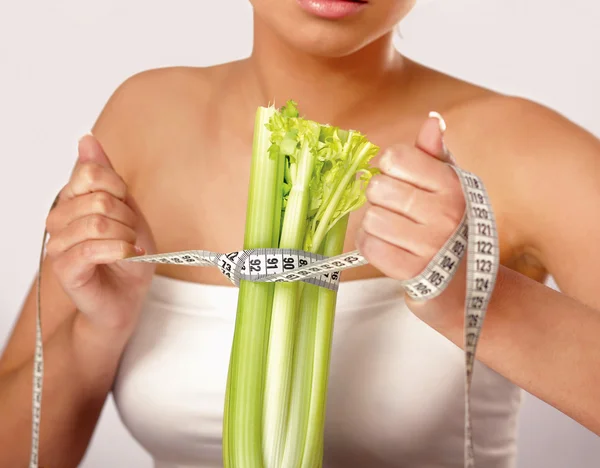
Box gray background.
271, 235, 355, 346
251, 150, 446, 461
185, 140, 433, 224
1, 0, 599, 466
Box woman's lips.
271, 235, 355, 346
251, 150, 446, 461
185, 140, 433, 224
296, 0, 368, 19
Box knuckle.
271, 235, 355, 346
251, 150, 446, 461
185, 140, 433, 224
365, 173, 382, 200
80, 242, 96, 260
45, 237, 58, 257
94, 192, 115, 214
403, 185, 418, 214
117, 241, 130, 258
361, 234, 391, 271
361, 206, 380, 234
362, 207, 374, 230
126, 228, 138, 244
80, 163, 103, 186
379, 145, 408, 172
87, 214, 108, 235
359, 233, 378, 261
53, 186, 68, 206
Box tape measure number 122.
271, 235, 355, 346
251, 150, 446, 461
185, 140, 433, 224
29, 163, 498, 468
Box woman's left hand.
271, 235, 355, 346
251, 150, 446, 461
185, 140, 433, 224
356, 113, 467, 320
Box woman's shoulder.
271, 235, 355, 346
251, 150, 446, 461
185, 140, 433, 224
407, 62, 599, 185
89, 62, 241, 183
421, 63, 600, 261
403, 61, 597, 167
431, 67, 599, 172
96, 62, 237, 114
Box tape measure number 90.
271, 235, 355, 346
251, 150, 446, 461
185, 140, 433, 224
30, 164, 498, 468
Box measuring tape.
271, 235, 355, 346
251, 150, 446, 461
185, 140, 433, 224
29, 164, 498, 468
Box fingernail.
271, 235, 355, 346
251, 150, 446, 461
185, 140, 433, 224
134, 245, 146, 255
428, 111, 447, 133
78, 132, 94, 143
429, 111, 456, 163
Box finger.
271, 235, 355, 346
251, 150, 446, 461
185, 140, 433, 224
52, 240, 142, 289
366, 173, 465, 226
366, 173, 440, 224
59, 133, 124, 202
362, 205, 452, 259
46, 215, 137, 257
46, 192, 137, 234
415, 112, 456, 164
62, 162, 128, 202
355, 228, 425, 281
378, 144, 456, 193
77, 133, 114, 169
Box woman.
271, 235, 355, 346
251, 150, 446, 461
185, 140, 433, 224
1, 0, 599, 467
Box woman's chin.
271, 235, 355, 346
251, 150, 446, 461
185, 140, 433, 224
277, 26, 386, 58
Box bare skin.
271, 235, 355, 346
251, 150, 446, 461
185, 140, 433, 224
1, 2, 600, 466
94, 61, 543, 285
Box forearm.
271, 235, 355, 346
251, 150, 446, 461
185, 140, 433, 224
413, 264, 600, 435
0, 313, 130, 467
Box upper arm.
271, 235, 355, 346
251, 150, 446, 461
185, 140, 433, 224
504, 100, 600, 310
0, 70, 159, 374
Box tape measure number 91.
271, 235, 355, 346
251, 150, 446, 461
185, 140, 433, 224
30, 164, 498, 468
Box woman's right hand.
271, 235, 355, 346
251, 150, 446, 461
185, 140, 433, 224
45, 134, 157, 334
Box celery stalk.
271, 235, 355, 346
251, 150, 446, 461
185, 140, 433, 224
223, 105, 283, 468
263, 139, 318, 467
300, 214, 349, 468
280, 282, 319, 468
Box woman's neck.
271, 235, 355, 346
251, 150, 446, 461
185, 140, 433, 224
240, 14, 408, 124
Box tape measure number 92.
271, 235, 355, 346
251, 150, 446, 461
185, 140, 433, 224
30, 164, 498, 468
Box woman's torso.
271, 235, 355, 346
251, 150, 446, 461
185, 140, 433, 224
107, 58, 545, 467
113, 275, 522, 468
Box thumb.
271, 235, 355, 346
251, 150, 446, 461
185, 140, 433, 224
77, 133, 114, 169
415, 112, 455, 164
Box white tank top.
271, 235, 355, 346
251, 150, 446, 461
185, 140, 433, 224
113, 274, 522, 468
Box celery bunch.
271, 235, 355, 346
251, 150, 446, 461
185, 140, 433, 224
223, 101, 379, 468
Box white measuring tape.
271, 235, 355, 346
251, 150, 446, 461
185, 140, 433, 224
30, 164, 498, 468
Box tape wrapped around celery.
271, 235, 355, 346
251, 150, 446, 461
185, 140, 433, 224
223, 101, 379, 468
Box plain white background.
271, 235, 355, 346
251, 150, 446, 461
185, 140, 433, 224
1, 0, 600, 466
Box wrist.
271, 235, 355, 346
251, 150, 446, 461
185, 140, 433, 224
404, 258, 469, 345
71, 312, 133, 384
